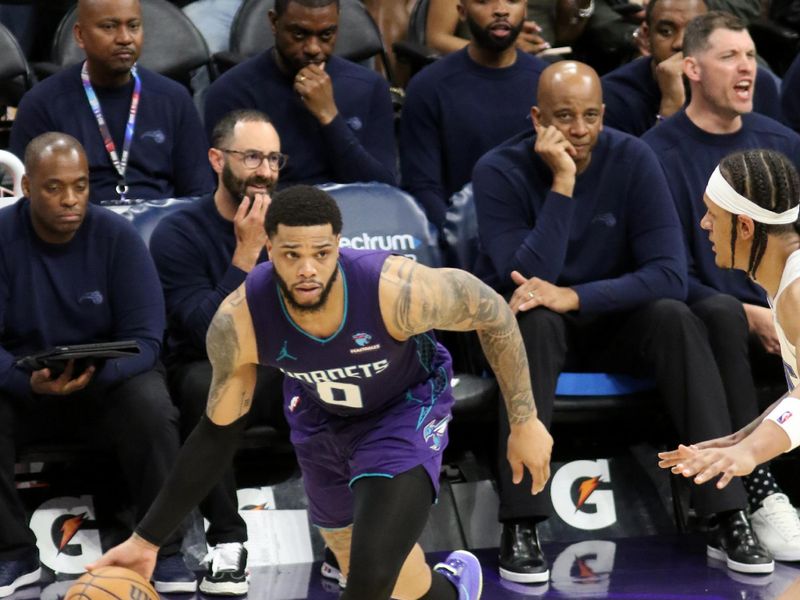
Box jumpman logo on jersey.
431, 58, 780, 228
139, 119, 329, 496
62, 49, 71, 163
277, 340, 297, 362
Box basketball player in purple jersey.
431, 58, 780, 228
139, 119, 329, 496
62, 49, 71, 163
89, 185, 553, 600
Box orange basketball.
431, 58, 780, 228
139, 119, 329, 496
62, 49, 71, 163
64, 566, 159, 600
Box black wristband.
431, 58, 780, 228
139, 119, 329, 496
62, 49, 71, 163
136, 414, 248, 547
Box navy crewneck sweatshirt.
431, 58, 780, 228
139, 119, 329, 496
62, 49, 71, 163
0, 200, 166, 398
473, 127, 687, 313
399, 47, 547, 229
10, 63, 214, 203
602, 56, 783, 137
149, 193, 268, 363
204, 50, 397, 187
643, 109, 800, 304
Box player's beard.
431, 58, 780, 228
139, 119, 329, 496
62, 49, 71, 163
275, 266, 339, 314
222, 160, 275, 205
466, 14, 523, 52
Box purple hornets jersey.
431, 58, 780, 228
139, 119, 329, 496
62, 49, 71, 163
245, 248, 452, 417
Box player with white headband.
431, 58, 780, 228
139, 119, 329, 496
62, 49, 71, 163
659, 148, 800, 489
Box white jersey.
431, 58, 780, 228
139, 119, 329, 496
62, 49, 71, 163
765, 248, 800, 451
770, 248, 800, 391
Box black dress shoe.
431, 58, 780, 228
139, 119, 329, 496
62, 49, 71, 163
498, 520, 550, 583
707, 510, 774, 574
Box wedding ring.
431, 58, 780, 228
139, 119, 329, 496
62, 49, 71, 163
297, 75, 306, 83
528, 291, 535, 299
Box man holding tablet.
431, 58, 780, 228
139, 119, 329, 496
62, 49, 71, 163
0, 132, 196, 597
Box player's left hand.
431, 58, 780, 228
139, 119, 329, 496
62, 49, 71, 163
507, 417, 553, 494
509, 271, 579, 315
657, 443, 757, 489
294, 63, 338, 125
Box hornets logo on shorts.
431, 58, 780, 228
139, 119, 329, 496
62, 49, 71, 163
423, 415, 452, 451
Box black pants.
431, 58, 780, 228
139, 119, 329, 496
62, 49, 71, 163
690, 294, 761, 431
168, 360, 284, 546
0, 368, 183, 560
497, 298, 748, 522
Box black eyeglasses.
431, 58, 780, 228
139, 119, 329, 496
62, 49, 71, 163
219, 149, 289, 171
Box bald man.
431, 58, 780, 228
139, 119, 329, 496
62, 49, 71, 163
10, 0, 213, 204
473, 61, 774, 579
0, 133, 196, 596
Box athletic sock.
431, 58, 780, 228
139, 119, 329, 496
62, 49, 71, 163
743, 466, 781, 512
418, 571, 458, 600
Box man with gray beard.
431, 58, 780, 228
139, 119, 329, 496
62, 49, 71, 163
149, 109, 286, 596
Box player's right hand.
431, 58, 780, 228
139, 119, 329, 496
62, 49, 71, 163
86, 534, 159, 581
30, 360, 94, 396
508, 417, 553, 495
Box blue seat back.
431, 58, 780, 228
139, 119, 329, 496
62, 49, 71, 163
321, 182, 443, 267
105, 197, 193, 247
443, 182, 480, 271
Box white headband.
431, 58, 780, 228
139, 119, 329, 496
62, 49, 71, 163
705, 166, 800, 225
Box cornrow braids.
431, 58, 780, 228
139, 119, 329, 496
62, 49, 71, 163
718, 149, 800, 277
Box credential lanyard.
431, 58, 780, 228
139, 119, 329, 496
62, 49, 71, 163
81, 60, 141, 202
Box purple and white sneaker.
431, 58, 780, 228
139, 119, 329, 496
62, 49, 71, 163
433, 550, 483, 600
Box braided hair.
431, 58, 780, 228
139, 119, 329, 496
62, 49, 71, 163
717, 149, 800, 278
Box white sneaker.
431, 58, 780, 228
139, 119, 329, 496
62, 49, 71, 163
751, 493, 800, 561
199, 542, 249, 596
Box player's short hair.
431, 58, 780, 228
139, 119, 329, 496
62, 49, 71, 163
683, 11, 747, 57
645, 0, 707, 27
273, 0, 339, 18
266, 185, 343, 237
210, 109, 273, 149
718, 149, 800, 277
24, 132, 86, 176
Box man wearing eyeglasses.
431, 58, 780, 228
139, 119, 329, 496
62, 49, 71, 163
148, 109, 287, 596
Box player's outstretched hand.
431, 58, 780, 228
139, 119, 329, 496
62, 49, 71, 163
657, 443, 757, 489
86, 535, 159, 581
507, 417, 553, 495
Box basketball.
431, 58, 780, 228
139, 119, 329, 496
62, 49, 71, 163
64, 566, 158, 600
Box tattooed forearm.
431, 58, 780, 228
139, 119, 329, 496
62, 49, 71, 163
206, 311, 239, 418
387, 259, 536, 424
476, 299, 536, 425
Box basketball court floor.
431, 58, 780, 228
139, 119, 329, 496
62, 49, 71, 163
13, 534, 800, 599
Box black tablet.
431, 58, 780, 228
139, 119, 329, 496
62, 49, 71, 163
16, 340, 141, 375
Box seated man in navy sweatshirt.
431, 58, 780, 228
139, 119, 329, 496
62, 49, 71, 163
9, 0, 214, 204
399, 0, 548, 233
149, 109, 285, 596
203, 0, 397, 188
0, 133, 197, 597
473, 60, 774, 580
642, 11, 800, 559
601, 0, 781, 137
782, 52, 800, 133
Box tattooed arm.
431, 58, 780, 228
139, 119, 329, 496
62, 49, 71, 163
87, 286, 260, 577
379, 255, 553, 493
205, 285, 259, 425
